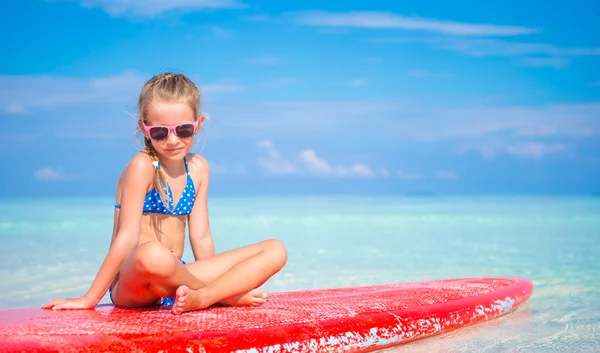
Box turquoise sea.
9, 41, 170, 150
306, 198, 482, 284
1, 195, 599, 352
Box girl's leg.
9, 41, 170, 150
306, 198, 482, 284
184, 239, 286, 283
183, 238, 288, 307
173, 239, 287, 314
110, 241, 205, 308
111, 239, 287, 310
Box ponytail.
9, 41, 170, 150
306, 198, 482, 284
144, 137, 173, 212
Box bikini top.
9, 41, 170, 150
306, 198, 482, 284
115, 157, 196, 216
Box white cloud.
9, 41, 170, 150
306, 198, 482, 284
378, 168, 390, 177
0, 72, 143, 112
435, 171, 458, 180
0, 72, 244, 113
376, 37, 600, 57
299, 149, 375, 177
200, 83, 246, 94
458, 140, 569, 160
257, 140, 378, 178
397, 171, 424, 180
257, 140, 297, 175
506, 143, 566, 159
411, 103, 598, 142
72, 0, 245, 17
350, 164, 375, 177
373, 37, 600, 68
34, 168, 78, 181
90, 71, 143, 90
453, 39, 599, 57
208, 160, 246, 175
343, 79, 367, 86
216, 100, 405, 136
214, 99, 599, 144
4, 74, 596, 164
4, 104, 25, 115
205, 98, 599, 163
208, 160, 227, 174
298, 149, 331, 174
518, 57, 571, 69
289, 11, 540, 36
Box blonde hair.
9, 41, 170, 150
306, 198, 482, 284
138, 72, 201, 210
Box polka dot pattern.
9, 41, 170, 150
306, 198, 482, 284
142, 157, 196, 215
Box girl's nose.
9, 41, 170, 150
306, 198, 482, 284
167, 129, 180, 143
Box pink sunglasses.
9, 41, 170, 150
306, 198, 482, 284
142, 121, 199, 141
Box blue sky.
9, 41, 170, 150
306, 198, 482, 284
1, 0, 599, 196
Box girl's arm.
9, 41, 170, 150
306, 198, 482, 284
42, 153, 153, 310
188, 154, 215, 261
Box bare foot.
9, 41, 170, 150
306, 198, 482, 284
218, 288, 268, 307
171, 285, 209, 315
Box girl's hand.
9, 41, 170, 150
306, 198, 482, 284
42, 296, 96, 310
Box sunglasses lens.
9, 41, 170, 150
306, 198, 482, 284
176, 124, 195, 138
149, 127, 168, 140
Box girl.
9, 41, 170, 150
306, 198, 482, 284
42, 73, 288, 315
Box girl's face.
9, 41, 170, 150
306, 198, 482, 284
140, 101, 202, 161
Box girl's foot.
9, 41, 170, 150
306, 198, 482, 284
171, 286, 268, 314
171, 285, 209, 315
219, 288, 267, 307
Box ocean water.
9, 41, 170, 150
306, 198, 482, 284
0, 195, 599, 352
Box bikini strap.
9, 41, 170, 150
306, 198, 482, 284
184, 156, 189, 173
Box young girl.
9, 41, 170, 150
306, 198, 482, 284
42, 73, 288, 315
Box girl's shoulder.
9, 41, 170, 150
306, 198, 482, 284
115, 152, 155, 197
116, 152, 155, 185
125, 151, 156, 174
185, 153, 210, 184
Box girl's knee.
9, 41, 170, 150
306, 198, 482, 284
135, 241, 178, 276
265, 239, 288, 267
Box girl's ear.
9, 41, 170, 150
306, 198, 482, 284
196, 115, 205, 133
138, 119, 148, 139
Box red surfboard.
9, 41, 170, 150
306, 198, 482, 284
0, 277, 533, 352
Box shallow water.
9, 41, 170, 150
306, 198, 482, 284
1, 195, 599, 351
